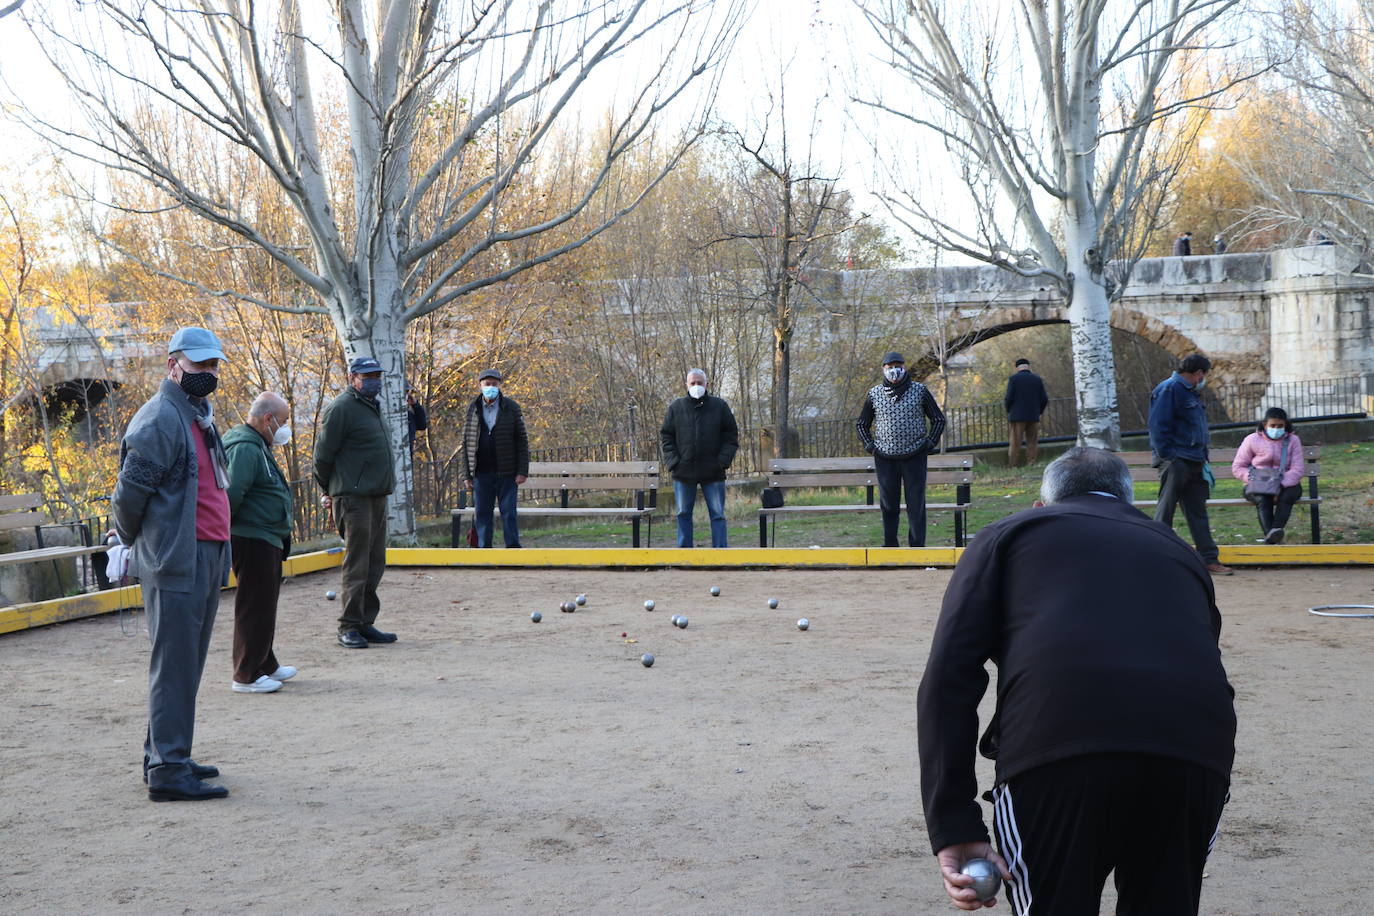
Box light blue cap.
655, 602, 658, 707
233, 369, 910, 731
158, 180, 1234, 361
168, 326, 226, 362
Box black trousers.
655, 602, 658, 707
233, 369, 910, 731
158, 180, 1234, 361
874, 453, 928, 547
992, 753, 1229, 916
1254, 484, 1302, 533
230, 535, 283, 684
1154, 458, 1219, 563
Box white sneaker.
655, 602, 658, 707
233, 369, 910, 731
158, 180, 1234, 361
268, 666, 298, 681
232, 675, 283, 693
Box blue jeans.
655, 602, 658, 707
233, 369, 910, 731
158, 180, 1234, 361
473, 474, 520, 548
675, 479, 727, 547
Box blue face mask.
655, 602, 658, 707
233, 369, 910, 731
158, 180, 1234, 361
1264, 426, 1285, 440
482, 386, 500, 401
358, 377, 382, 400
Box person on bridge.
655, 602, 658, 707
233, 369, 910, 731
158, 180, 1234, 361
1173, 231, 1193, 256
459, 369, 530, 549
1148, 353, 1233, 575
314, 356, 398, 649
660, 368, 739, 548
1230, 407, 1306, 545
857, 352, 946, 548
113, 326, 232, 801
1003, 358, 1049, 467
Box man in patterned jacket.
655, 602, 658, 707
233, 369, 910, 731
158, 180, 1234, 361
857, 351, 946, 547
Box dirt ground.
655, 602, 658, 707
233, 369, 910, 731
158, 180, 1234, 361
2, 565, 1372, 915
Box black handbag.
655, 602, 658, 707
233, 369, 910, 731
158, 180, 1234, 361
1243, 438, 1289, 502
760, 487, 785, 509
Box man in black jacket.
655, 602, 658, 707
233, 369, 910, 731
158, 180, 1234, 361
918, 447, 1235, 914
459, 369, 529, 548
660, 368, 739, 547
1003, 358, 1049, 466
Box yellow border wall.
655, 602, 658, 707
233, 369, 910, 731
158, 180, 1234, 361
3, 543, 1371, 636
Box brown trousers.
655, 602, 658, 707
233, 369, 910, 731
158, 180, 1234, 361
1008, 420, 1041, 466
231, 535, 283, 684
336, 494, 388, 632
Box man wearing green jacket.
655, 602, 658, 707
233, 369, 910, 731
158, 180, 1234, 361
224, 392, 297, 693
314, 357, 397, 649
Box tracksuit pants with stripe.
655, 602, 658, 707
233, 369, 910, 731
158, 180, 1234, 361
991, 753, 1229, 916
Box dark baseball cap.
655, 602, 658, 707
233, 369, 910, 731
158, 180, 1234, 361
348, 356, 383, 375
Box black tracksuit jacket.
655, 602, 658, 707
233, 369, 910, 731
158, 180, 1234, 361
917, 494, 1237, 854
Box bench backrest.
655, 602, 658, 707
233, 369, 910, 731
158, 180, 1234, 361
767, 455, 973, 489
0, 493, 46, 533
1118, 448, 1321, 482
520, 460, 659, 492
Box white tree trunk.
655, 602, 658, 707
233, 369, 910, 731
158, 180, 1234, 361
1063, 217, 1121, 450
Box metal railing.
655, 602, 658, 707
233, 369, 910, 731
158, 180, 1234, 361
281, 374, 1365, 541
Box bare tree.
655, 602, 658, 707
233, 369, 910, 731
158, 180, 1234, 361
0, 0, 24, 20
19, 0, 745, 538
1236, 1, 1374, 253
853, 0, 1248, 449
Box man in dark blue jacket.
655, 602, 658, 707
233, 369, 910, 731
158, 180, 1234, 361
1003, 358, 1049, 466
1148, 354, 1232, 575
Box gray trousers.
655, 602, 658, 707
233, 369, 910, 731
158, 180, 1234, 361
143, 540, 228, 786
336, 494, 388, 632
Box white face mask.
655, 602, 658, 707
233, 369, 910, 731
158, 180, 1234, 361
688, 384, 706, 400
883, 366, 905, 383
271, 423, 292, 447
1264, 426, 1285, 440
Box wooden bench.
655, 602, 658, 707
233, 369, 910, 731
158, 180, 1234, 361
0, 493, 109, 569
1120, 446, 1323, 543
450, 461, 659, 548
758, 455, 976, 547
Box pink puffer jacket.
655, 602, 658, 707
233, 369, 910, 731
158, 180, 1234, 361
1230, 431, 1305, 489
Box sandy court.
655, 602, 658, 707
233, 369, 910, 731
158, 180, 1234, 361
2, 564, 1373, 914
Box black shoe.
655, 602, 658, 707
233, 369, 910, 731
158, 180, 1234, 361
148, 774, 229, 802
358, 624, 397, 644
338, 629, 369, 648
142, 760, 220, 785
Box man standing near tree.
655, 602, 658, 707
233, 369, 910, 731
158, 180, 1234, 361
857, 352, 946, 548
314, 356, 398, 648
1003, 358, 1049, 467
459, 369, 530, 549
660, 368, 739, 548
113, 326, 231, 801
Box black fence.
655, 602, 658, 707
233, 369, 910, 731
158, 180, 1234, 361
284, 374, 1366, 542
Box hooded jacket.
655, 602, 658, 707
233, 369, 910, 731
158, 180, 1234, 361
659, 394, 739, 484
224, 423, 294, 550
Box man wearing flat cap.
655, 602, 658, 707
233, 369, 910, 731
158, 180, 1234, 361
113, 326, 232, 800
459, 369, 530, 548
857, 351, 946, 547
314, 356, 398, 649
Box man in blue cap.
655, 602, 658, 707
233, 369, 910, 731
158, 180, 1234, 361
314, 356, 397, 648
113, 326, 232, 801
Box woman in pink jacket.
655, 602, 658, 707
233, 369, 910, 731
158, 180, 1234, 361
1231, 407, 1305, 544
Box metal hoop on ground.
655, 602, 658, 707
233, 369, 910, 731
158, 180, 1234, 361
1308, 604, 1374, 619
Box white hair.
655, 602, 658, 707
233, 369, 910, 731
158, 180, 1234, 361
686, 368, 708, 383
1040, 447, 1134, 504
248, 391, 288, 420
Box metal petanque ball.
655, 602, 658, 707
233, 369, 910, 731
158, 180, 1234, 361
961, 858, 1001, 901
641, 653, 655, 668
710, 586, 721, 596
325, 590, 337, 601
797, 618, 810, 630
675, 616, 689, 629
670, 614, 681, 626
531, 611, 542, 623
576, 594, 587, 606
644, 599, 655, 611
767, 597, 779, 609
561, 601, 576, 613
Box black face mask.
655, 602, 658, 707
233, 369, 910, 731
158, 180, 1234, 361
178, 370, 218, 398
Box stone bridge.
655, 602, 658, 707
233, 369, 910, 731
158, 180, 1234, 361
805, 244, 1374, 400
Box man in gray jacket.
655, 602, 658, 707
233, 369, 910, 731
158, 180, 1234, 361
857, 351, 946, 547
113, 327, 232, 801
